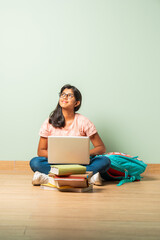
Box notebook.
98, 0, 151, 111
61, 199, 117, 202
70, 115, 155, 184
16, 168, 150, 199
48, 136, 90, 165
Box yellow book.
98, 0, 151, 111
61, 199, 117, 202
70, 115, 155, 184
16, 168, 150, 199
50, 164, 86, 176
40, 183, 57, 190
40, 183, 72, 191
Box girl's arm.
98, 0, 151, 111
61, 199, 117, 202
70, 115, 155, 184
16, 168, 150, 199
89, 133, 106, 156
37, 133, 106, 158
37, 137, 48, 158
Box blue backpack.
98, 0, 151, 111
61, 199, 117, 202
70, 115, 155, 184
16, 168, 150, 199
102, 152, 147, 186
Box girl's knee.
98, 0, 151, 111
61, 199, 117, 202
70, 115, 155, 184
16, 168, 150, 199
30, 157, 42, 172
101, 156, 111, 170
29, 156, 49, 174
30, 157, 37, 171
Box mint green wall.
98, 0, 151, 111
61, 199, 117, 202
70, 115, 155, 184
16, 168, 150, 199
0, 0, 160, 163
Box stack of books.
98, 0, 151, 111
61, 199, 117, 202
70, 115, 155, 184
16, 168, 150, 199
40, 164, 93, 192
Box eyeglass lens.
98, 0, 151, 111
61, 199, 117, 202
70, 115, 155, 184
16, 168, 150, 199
60, 93, 74, 99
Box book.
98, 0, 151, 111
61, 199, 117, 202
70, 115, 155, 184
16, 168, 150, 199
40, 183, 72, 191
40, 183, 58, 190
58, 184, 93, 193
40, 183, 93, 193
54, 176, 88, 188
48, 171, 93, 188
68, 171, 93, 178
48, 171, 93, 179
50, 164, 86, 176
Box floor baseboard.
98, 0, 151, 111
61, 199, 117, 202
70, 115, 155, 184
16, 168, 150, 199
0, 161, 31, 171
0, 161, 160, 174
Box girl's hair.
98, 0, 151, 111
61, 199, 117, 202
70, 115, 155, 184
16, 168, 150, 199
49, 84, 82, 128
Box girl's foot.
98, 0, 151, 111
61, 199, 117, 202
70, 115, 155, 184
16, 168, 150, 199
90, 172, 102, 186
32, 171, 49, 186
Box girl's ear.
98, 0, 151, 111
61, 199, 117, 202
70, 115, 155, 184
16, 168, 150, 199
75, 101, 80, 107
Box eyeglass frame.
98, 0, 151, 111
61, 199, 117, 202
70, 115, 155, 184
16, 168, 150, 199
59, 92, 75, 99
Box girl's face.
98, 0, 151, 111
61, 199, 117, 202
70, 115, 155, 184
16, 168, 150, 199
59, 88, 80, 111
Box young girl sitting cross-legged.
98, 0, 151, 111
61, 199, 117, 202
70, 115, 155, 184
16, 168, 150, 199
30, 84, 111, 186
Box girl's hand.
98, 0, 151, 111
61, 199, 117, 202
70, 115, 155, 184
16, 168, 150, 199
89, 133, 106, 156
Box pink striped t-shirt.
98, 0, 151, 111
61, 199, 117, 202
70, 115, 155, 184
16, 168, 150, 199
39, 113, 97, 138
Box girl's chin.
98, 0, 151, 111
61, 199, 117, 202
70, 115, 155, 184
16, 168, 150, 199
60, 103, 68, 108
59, 101, 68, 106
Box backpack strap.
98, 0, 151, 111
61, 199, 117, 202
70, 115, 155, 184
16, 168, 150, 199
117, 175, 142, 186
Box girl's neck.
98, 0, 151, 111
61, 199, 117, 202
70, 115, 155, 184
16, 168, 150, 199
62, 109, 75, 121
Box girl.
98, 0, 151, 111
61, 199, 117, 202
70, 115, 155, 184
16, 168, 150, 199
30, 84, 111, 185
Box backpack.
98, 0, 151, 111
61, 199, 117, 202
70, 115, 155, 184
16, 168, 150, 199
102, 152, 147, 186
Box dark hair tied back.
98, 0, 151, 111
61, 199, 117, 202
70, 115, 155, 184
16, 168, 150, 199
49, 84, 82, 128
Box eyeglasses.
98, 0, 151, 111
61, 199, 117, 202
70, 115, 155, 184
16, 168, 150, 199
59, 92, 74, 99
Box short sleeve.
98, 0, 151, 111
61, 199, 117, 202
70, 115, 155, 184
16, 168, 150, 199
82, 117, 97, 137
39, 119, 51, 138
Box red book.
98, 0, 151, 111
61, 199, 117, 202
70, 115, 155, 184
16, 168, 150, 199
53, 175, 88, 188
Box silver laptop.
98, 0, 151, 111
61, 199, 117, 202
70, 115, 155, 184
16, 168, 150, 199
48, 136, 90, 165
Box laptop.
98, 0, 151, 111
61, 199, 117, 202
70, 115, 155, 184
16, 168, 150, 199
48, 136, 90, 165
